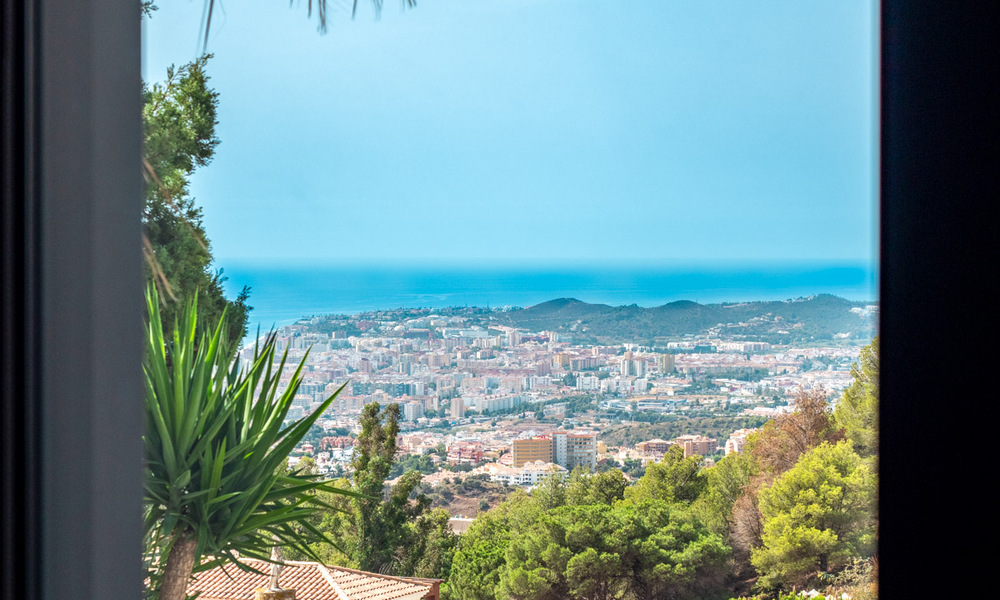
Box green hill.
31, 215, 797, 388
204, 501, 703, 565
493, 294, 876, 344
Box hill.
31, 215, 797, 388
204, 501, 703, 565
492, 294, 876, 344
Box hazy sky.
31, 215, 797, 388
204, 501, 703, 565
143, 0, 878, 266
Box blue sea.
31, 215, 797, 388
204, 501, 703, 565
217, 261, 878, 335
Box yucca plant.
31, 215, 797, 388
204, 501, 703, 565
143, 285, 356, 600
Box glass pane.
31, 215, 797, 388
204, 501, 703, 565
142, 2, 878, 599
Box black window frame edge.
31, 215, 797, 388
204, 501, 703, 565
2, 0, 143, 598
2, 0, 994, 598
879, 0, 994, 593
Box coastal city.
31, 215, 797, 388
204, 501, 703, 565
102, 0, 890, 596
253, 300, 878, 516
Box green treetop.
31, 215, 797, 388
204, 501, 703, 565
693, 448, 759, 538
751, 440, 876, 590
565, 467, 627, 507
624, 445, 706, 505
834, 337, 879, 459
498, 500, 729, 600
349, 402, 431, 574
446, 491, 542, 600
143, 55, 250, 346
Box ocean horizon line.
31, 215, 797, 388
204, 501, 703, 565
218, 261, 879, 334
215, 257, 879, 271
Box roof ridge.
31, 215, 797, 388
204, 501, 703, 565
317, 562, 353, 600
324, 564, 440, 586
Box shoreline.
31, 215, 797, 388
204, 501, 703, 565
221, 262, 879, 335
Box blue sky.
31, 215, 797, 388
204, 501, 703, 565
143, 0, 878, 267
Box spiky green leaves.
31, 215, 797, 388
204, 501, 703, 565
143, 284, 355, 597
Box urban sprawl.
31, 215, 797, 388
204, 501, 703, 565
249, 305, 876, 506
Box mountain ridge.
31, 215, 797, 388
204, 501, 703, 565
491, 294, 876, 344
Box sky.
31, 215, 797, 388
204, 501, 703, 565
143, 0, 878, 267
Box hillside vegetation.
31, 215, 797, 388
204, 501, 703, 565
444, 338, 880, 600
491, 295, 876, 344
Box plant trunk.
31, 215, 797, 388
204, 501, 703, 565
160, 531, 198, 600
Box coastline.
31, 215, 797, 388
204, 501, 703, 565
218, 261, 879, 336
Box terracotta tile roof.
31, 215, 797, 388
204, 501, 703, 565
188, 558, 440, 600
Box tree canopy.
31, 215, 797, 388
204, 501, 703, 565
834, 337, 879, 459
142, 55, 250, 345
751, 440, 876, 589
448, 459, 730, 600
624, 445, 706, 505
349, 402, 430, 573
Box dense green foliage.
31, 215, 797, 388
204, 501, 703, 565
349, 402, 432, 573
566, 469, 628, 507
693, 450, 758, 538
285, 402, 458, 579
492, 296, 876, 344
751, 441, 875, 589
833, 337, 878, 459
446, 491, 542, 600
143, 56, 250, 345
389, 452, 438, 478
500, 501, 729, 600
142, 287, 346, 600
624, 445, 706, 505
448, 464, 730, 600
446, 338, 879, 600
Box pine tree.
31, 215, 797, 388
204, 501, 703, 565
143, 55, 250, 346
350, 402, 429, 574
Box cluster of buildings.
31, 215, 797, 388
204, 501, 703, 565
511, 431, 598, 471
296, 411, 764, 489
273, 307, 866, 490
630, 431, 755, 459
253, 308, 863, 428
629, 434, 722, 461
472, 460, 569, 486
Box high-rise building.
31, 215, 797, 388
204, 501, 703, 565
562, 433, 597, 471
621, 354, 646, 378
475, 394, 523, 413
512, 438, 554, 467
403, 401, 421, 422
552, 432, 568, 467
512, 432, 597, 471
450, 396, 465, 419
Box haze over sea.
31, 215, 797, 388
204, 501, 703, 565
220, 261, 878, 335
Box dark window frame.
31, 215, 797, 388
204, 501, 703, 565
3, 0, 143, 598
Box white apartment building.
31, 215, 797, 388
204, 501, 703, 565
403, 401, 421, 422
725, 428, 759, 455
576, 375, 600, 391
473, 461, 568, 486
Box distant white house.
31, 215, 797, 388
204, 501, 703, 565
472, 460, 567, 486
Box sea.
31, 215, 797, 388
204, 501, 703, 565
218, 261, 879, 336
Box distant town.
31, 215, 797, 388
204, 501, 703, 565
250, 297, 877, 517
